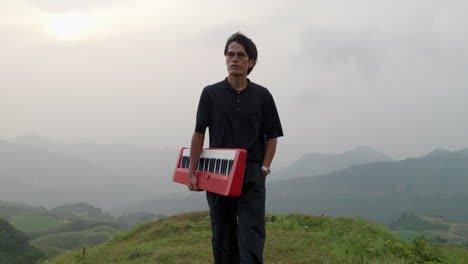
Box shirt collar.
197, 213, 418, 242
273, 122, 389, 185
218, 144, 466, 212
223, 77, 251, 95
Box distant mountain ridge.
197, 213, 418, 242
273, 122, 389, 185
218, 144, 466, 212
4, 134, 468, 225
1, 135, 182, 210
121, 148, 468, 224
271, 146, 393, 180
267, 149, 468, 223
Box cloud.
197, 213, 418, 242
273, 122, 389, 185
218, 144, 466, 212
1, 0, 468, 164
25, 0, 119, 12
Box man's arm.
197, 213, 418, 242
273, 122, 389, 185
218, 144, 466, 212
262, 138, 277, 176
188, 132, 205, 191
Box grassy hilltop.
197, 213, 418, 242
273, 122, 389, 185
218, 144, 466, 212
45, 212, 468, 264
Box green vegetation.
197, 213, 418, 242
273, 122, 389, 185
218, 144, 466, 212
391, 215, 468, 248
50, 202, 113, 220
0, 201, 46, 220
12, 215, 64, 232
0, 218, 46, 264
267, 152, 468, 224
390, 213, 449, 231
45, 212, 468, 264
392, 230, 435, 241
0, 200, 127, 260
32, 228, 118, 250
28, 218, 122, 240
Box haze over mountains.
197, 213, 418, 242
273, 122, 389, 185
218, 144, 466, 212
0, 134, 183, 209
120, 147, 468, 224
1, 134, 467, 225
270, 145, 393, 180
268, 148, 468, 223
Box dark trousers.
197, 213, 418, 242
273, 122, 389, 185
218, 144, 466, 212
206, 162, 266, 264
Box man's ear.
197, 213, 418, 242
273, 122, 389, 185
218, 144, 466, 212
248, 59, 255, 68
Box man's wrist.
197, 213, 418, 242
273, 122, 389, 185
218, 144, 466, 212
261, 166, 271, 175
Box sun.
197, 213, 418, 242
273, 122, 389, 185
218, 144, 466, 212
47, 13, 94, 41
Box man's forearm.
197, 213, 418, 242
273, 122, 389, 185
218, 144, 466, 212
189, 132, 205, 173
262, 138, 277, 168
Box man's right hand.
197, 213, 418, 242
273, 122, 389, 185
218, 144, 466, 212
188, 170, 202, 191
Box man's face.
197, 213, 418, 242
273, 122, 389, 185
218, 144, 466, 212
225, 41, 255, 76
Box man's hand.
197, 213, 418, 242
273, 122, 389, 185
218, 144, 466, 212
188, 170, 202, 191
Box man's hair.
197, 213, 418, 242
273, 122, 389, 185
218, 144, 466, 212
224, 32, 258, 75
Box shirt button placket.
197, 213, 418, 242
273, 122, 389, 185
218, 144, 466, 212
236, 91, 240, 111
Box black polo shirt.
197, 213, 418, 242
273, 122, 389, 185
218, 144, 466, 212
195, 78, 283, 163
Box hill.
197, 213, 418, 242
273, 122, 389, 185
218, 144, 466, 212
390, 213, 468, 248
0, 200, 47, 220
1, 200, 127, 259
267, 149, 468, 223
50, 202, 113, 220
271, 146, 393, 180
0, 218, 46, 264
46, 211, 468, 264
0, 140, 132, 209
121, 148, 468, 224
0, 136, 181, 210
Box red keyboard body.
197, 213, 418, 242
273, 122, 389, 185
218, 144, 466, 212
172, 148, 247, 196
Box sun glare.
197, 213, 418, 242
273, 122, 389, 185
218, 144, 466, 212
48, 13, 93, 41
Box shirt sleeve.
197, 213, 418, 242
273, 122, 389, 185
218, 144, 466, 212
195, 88, 212, 134
263, 90, 284, 141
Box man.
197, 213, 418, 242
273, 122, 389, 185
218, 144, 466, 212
188, 32, 283, 264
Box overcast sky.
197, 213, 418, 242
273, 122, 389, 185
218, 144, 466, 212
2, 0, 467, 167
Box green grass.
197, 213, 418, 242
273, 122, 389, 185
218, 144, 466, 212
12, 215, 64, 232
32, 227, 118, 250
43, 211, 468, 264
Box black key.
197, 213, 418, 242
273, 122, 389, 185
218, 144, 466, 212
222, 159, 227, 175
219, 159, 224, 174
220, 159, 225, 175
228, 160, 233, 175
181, 156, 186, 168
200, 158, 205, 171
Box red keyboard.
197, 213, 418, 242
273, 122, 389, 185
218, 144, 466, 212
172, 148, 247, 196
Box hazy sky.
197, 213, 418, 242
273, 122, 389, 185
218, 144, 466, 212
2, 0, 468, 167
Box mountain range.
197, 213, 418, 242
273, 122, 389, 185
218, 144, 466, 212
0, 134, 183, 209
267, 148, 468, 223
2, 134, 467, 224
270, 145, 393, 180
120, 148, 468, 224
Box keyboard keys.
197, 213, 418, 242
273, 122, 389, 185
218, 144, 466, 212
179, 149, 237, 175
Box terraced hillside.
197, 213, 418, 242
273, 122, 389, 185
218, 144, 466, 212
47, 212, 468, 264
